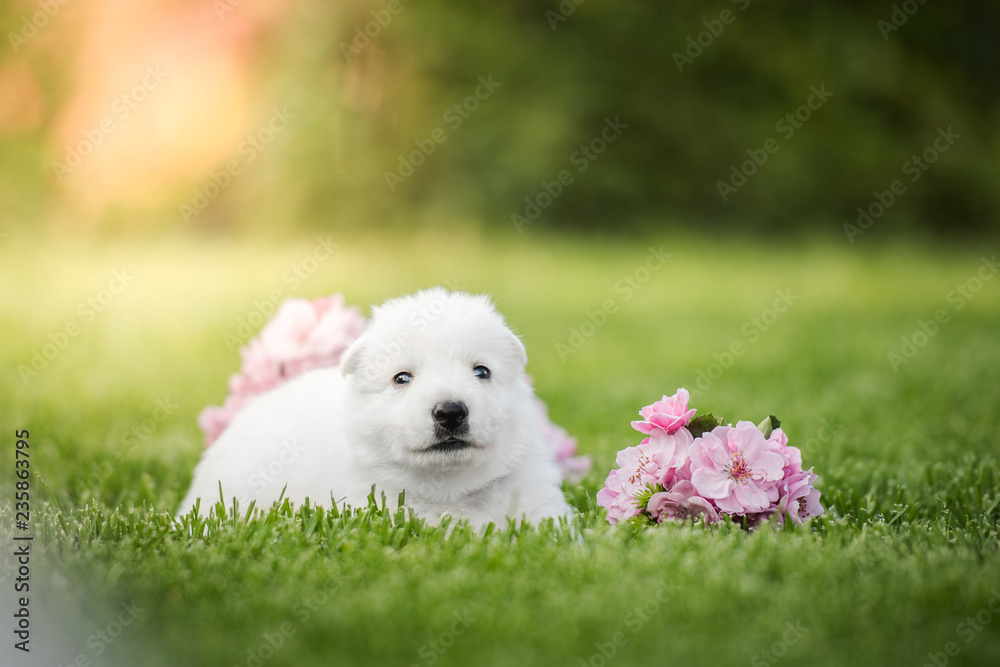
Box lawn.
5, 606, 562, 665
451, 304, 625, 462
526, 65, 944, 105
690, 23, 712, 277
1, 231, 999, 667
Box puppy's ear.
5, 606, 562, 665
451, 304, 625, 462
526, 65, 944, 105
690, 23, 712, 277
505, 329, 528, 368
340, 336, 367, 377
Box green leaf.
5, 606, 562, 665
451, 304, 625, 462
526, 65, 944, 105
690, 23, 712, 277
633, 482, 666, 511
627, 512, 655, 532
687, 413, 726, 438
756, 415, 782, 438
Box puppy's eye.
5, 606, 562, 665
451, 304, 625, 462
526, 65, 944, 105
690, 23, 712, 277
393, 372, 413, 385
473, 365, 491, 380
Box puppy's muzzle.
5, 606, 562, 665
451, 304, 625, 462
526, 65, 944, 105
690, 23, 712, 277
432, 401, 468, 433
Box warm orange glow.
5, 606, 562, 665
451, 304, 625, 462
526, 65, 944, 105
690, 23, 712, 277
41, 0, 292, 218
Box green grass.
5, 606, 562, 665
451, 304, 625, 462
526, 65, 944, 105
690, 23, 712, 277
2, 231, 999, 667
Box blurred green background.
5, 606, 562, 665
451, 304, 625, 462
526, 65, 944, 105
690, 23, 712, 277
2, 2, 1000, 666
1, 0, 997, 237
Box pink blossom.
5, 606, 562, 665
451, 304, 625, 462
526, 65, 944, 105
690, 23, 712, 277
690, 421, 784, 514
233, 342, 282, 396
601, 387, 824, 527
631, 389, 697, 435
231, 295, 366, 397
657, 457, 692, 492
775, 469, 824, 526
597, 435, 690, 524
643, 427, 694, 487
613, 444, 667, 496
197, 405, 232, 447
646, 480, 720, 524
766, 427, 804, 477
199, 294, 366, 446
256, 295, 366, 375
596, 469, 642, 524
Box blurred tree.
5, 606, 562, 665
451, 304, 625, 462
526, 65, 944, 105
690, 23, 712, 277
0, 0, 997, 237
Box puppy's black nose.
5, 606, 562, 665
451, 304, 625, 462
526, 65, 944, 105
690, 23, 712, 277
433, 401, 468, 431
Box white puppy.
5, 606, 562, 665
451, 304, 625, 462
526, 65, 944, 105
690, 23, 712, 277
178, 288, 572, 528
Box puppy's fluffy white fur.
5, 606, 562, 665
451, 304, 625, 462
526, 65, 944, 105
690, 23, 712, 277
178, 289, 571, 528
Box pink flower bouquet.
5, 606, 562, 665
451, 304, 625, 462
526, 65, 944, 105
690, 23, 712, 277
597, 389, 823, 528
198, 294, 592, 481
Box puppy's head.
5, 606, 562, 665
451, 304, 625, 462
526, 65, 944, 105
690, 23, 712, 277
340, 289, 534, 497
